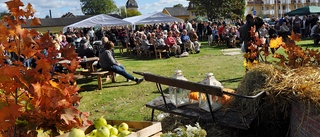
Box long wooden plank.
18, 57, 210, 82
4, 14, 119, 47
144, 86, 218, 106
133, 72, 223, 96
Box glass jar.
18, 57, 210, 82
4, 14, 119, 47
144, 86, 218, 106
168, 70, 190, 107
199, 73, 223, 112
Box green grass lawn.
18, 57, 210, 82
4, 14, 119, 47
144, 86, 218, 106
76, 39, 319, 135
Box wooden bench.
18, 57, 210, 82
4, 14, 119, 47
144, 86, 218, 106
133, 71, 265, 130
91, 71, 116, 90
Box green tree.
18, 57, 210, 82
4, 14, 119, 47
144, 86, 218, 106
189, 0, 245, 20
80, 0, 118, 15
126, 9, 141, 17
0, 11, 10, 20
119, 7, 141, 18
173, 4, 184, 7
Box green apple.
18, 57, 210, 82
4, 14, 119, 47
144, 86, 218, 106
109, 127, 118, 136
68, 128, 85, 137
89, 129, 97, 137
113, 124, 118, 129
106, 124, 113, 129
117, 130, 131, 137
109, 135, 117, 137
94, 116, 107, 129
118, 123, 129, 132
96, 126, 110, 137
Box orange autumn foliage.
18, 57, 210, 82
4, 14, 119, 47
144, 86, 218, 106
244, 26, 320, 70
0, 0, 91, 136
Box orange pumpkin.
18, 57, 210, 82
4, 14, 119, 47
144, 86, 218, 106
190, 88, 235, 105
220, 88, 235, 105
189, 91, 199, 101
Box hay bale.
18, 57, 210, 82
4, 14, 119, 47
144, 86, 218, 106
231, 64, 320, 136
230, 63, 280, 114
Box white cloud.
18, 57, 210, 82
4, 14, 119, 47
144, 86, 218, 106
0, 3, 7, 12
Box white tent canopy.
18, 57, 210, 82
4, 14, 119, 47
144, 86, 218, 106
123, 12, 184, 25
63, 14, 131, 32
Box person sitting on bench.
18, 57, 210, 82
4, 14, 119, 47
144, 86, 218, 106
99, 41, 144, 84
310, 20, 320, 45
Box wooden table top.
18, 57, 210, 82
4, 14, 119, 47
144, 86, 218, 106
80, 57, 99, 63
58, 57, 99, 64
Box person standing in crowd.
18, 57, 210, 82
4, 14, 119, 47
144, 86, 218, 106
191, 20, 197, 30
88, 27, 95, 43
197, 20, 204, 41
301, 16, 309, 38
99, 41, 144, 84
240, 14, 255, 53
292, 15, 302, 34
185, 20, 192, 33
206, 21, 213, 46
310, 14, 319, 31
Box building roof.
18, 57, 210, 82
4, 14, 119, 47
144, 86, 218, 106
164, 7, 189, 16
61, 12, 76, 18
22, 14, 124, 28
126, 0, 138, 9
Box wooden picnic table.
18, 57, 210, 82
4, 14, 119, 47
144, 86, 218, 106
79, 57, 99, 72
57, 57, 99, 72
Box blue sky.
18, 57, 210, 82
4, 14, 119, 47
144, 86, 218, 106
0, 0, 189, 18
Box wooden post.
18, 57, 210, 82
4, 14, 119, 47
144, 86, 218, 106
97, 75, 103, 90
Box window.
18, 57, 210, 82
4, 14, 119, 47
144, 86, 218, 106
262, 7, 264, 10
272, 6, 274, 9
267, 7, 269, 10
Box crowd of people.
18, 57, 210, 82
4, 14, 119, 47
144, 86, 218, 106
5, 14, 319, 71
2, 14, 319, 84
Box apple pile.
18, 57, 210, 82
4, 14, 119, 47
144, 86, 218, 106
68, 116, 131, 137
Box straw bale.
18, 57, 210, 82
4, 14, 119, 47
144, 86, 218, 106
231, 63, 280, 114
230, 64, 320, 136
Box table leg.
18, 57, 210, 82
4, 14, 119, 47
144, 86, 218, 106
151, 109, 155, 121
97, 75, 103, 90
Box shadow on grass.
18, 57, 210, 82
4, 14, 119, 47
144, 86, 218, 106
299, 43, 319, 48
78, 79, 139, 92
220, 77, 243, 83
78, 84, 97, 92
150, 88, 169, 94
